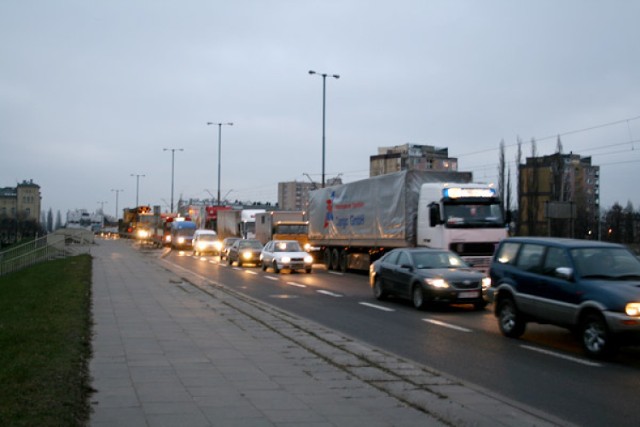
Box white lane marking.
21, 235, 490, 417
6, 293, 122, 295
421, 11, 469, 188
245, 270, 258, 275
317, 290, 343, 297
359, 302, 395, 312
520, 345, 603, 367
328, 271, 344, 276
209, 260, 217, 264
264, 276, 279, 281
422, 318, 472, 333
286, 282, 307, 288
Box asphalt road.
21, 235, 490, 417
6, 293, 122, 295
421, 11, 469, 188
166, 250, 640, 427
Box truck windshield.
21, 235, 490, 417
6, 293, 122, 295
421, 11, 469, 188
275, 224, 308, 234
443, 202, 504, 228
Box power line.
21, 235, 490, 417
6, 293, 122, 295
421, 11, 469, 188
456, 114, 640, 159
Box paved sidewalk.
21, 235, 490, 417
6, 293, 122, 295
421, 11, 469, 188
90, 239, 567, 426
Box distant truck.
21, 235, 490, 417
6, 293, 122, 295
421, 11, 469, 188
308, 170, 507, 272
217, 208, 266, 240
255, 211, 310, 249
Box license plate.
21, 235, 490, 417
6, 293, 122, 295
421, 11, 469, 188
459, 291, 480, 299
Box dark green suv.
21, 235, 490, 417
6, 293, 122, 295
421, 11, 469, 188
488, 237, 640, 359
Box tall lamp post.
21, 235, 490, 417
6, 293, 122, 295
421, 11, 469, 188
308, 70, 339, 188
206, 122, 233, 204
111, 189, 124, 221
130, 173, 146, 207
163, 148, 184, 212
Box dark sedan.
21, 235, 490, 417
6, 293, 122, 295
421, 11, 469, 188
227, 239, 263, 267
369, 248, 491, 310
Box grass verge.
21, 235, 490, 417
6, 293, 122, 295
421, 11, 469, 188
0, 254, 93, 426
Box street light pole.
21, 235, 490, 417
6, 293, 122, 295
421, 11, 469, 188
130, 173, 146, 207
309, 70, 339, 188
111, 189, 124, 220
163, 148, 184, 212
206, 122, 233, 204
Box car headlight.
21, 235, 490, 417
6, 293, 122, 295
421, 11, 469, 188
425, 278, 449, 288
137, 229, 149, 239
178, 237, 185, 244
281, 256, 291, 263
214, 241, 223, 251
165, 235, 172, 243
242, 251, 253, 260
197, 242, 206, 250
304, 243, 311, 251
625, 303, 640, 317
304, 255, 313, 264
481, 277, 492, 290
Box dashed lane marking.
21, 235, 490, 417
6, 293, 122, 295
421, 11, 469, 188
317, 290, 343, 297
359, 302, 395, 312
286, 282, 307, 288
521, 345, 603, 367
422, 318, 472, 333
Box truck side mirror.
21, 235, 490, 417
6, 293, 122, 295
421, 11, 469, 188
429, 204, 441, 227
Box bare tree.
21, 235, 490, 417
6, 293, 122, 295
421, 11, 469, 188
516, 136, 523, 235
498, 139, 506, 215
506, 164, 513, 228
527, 138, 539, 235
47, 208, 54, 233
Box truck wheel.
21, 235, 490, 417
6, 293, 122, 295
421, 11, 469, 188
338, 251, 348, 272
323, 249, 332, 270
581, 312, 617, 359
497, 297, 526, 338
331, 249, 340, 271
412, 285, 425, 310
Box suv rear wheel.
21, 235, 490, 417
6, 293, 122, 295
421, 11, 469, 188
581, 313, 617, 359
497, 297, 526, 338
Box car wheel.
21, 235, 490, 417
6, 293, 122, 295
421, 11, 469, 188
238, 259, 243, 267
412, 284, 425, 310
305, 268, 312, 274
272, 261, 280, 274
227, 257, 232, 266
373, 277, 387, 301
497, 297, 526, 338
473, 300, 488, 311
581, 313, 617, 359
262, 262, 267, 271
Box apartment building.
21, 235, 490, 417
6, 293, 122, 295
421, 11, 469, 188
518, 153, 599, 237
0, 179, 41, 222
369, 143, 458, 177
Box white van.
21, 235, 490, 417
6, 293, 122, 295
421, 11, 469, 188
192, 229, 220, 256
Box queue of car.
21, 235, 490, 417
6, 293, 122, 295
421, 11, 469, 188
171, 229, 640, 359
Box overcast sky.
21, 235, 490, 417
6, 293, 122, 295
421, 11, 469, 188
2, 1, 640, 220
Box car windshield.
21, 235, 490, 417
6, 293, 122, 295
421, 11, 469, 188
273, 241, 302, 252
571, 247, 640, 279
239, 240, 262, 249
411, 251, 468, 269
199, 235, 217, 242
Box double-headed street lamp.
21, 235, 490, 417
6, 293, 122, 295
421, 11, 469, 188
308, 70, 340, 188
111, 189, 124, 221
130, 173, 146, 207
206, 122, 233, 204
163, 148, 184, 213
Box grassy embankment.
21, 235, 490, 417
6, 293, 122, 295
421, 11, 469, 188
0, 255, 93, 426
